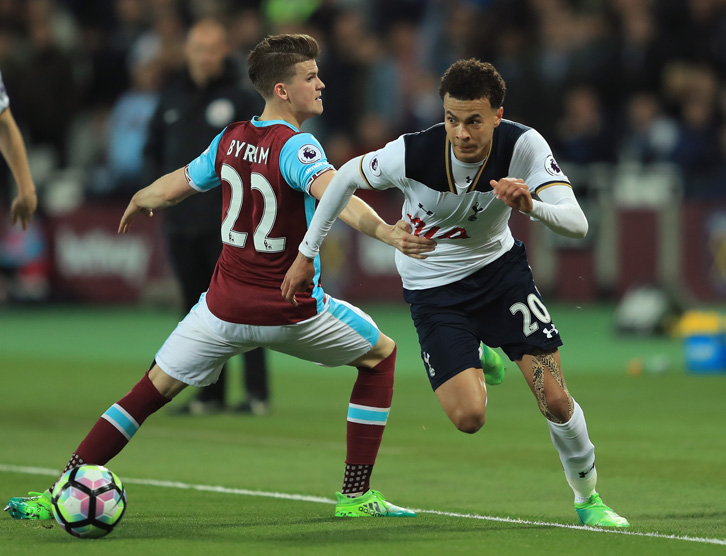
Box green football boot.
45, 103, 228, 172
4, 490, 53, 520
334, 489, 417, 517
480, 344, 506, 386
575, 493, 629, 527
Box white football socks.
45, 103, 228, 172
547, 400, 597, 504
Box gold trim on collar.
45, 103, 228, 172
445, 137, 455, 193
468, 139, 493, 193
445, 138, 493, 194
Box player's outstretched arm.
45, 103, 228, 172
282, 157, 435, 306
309, 159, 436, 258
0, 108, 36, 230
118, 167, 198, 233
342, 197, 435, 259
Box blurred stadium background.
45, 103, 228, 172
2, 2, 726, 550
0, 0, 725, 362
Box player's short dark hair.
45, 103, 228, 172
248, 34, 320, 98
439, 59, 506, 108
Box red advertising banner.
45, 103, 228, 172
31, 199, 726, 305
47, 203, 172, 303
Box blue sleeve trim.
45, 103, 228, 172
279, 133, 334, 192
186, 129, 225, 191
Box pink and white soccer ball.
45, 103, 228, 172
51, 464, 127, 538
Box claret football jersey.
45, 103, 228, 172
359, 120, 570, 290
185, 117, 334, 325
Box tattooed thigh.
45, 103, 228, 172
530, 351, 573, 423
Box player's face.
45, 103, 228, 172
284, 60, 325, 121
443, 94, 503, 163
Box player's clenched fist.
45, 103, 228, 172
386, 220, 436, 259
491, 177, 533, 213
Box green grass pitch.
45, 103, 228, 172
1, 303, 725, 555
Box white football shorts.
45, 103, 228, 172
155, 292, 380, 386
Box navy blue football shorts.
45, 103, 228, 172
403, 240, 563, 391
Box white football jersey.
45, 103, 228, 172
359, 120, 571, 289
0, 71, 9, 113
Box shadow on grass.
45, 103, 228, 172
108, 514, 552, 543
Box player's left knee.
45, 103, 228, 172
376, 335, 397, 361
450, 407, 486, 434
357, 335, 396, 369
355, 342, 396, 391
541, 391, 573, 423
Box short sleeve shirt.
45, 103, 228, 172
184, 118, 335, 325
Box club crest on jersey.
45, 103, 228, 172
297, 144, 322, 164
468, 202, 484, 221
417, 203, 433, 216
369, 155, 382, 177
545, 155, 563, 176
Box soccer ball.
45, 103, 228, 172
51, 464, 127, 538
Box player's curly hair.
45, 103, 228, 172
439, 59, 506, 108
248, 34, 320, 98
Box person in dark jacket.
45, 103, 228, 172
144, 18, 269, 415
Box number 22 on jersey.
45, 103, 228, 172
220, 163, 286, 253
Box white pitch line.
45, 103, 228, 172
2, 464, 724, 547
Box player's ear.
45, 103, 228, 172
273, 82, 288, 101
493, 107, 504, 127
